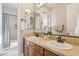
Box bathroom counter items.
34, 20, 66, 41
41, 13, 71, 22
24, 36, 79, 56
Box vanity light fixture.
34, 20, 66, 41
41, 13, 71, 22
25, 9, 31, 14
37, 3, 45, 7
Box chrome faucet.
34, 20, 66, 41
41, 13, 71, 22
56, 36, 65, 43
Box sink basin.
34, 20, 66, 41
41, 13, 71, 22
26, 36, 37, 42
47, 40, 73, 50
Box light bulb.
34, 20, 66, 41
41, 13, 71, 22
25, 9, 31, 14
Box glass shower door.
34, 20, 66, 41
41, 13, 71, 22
2, 13, 10, 49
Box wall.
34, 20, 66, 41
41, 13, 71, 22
51, 5, 66, 33
66, 4, 79, 35
17, 3, 34, 55
17, 3, 34, 19
2, 3, 17, 16
3, 9, 17, 16
9, 15, 17, 40
0, 3, 2, 46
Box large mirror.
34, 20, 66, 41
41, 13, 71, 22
35, 5, 51, 33
25, 14, 35, 31
35, 3, 79, 36
25, 3, 79, 37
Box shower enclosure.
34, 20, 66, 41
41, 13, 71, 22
2, 13, 17, 49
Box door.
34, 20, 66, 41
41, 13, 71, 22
2, 13, 10, 48
9, 15, 17, 41
2, 13, 17, 48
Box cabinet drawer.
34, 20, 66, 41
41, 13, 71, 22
29, 46, 35, 56
36, 45, 43, 55
29, 42, 35, 49
44, 49, 58, 56
35, 52, 42, 56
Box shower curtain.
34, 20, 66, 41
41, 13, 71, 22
2, 13, 10, 48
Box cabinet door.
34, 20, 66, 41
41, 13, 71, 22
35, 45, 43, 55
29, 47, 35, 56
25, 47, 29, 56
44, 49, 58, 56
24, 38, 29, 56
29, 42, 35, 49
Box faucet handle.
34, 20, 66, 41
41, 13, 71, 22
61, 39, 65, 43
56, 37, 60, 42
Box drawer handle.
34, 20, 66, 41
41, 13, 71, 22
31, 45, 33, 47
37, 49, 41, 51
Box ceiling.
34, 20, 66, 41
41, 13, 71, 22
2, 3, 70, 14
45, 3, 67, 9
2, 3, 17, 11
2, 3, 69, 11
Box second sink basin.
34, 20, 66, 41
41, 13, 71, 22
47, 40, 73, 50
26, 36, 37, 42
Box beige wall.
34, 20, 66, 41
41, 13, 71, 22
17, 3, 34, 19
51, 5, 66, 33
66, 4, 79, 35
9, 15, 17, 40
17, 3, 34, 55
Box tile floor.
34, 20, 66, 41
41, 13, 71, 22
0, 41, 18, 56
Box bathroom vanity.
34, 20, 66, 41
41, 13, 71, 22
23, 38, 58, 56
23, 33, 79, 56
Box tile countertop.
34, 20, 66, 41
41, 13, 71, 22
25, 36, 79, 56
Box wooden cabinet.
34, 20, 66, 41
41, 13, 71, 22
25, 47, 29, 56
23, 38, 29, 56
35, 52, 41, 56
29, 42, 35, 49
29, 46, 35, 56
23, 38, 59, 56
44, 49, 58, 56
36, 45, 44, 55
29, 42, 36, 56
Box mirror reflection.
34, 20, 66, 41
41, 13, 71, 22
25, 3, 79, 36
